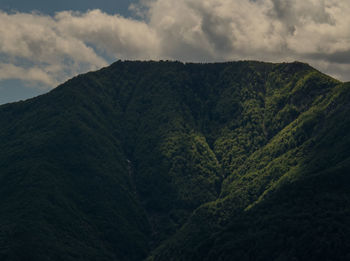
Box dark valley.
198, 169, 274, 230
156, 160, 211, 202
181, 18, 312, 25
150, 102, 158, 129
0, 61, 349, 261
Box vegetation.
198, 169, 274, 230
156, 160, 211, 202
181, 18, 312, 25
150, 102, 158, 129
0, 61, 349, 260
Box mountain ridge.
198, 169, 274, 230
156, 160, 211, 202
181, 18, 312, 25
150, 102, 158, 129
0, 60, 349, 261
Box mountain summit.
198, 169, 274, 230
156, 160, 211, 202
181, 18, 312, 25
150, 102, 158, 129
0, 61, 349, 261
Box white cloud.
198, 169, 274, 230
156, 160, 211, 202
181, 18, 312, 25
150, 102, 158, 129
0, 0, 350, 91
0, 10, 108, 88
0, 63, 56, 87
55, 10, 161, 60
141, 0, 350, 79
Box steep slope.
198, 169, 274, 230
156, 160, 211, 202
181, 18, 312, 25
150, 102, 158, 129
148, 79, 350, 260
0, 61, 348, 261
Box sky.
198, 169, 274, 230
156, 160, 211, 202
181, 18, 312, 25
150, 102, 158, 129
0, 0, 134, 15
0, 0, 350, 104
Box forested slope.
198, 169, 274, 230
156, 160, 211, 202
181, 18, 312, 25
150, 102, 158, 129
0, 61, 349, 261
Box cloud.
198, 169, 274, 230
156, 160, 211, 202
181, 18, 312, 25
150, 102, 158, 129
143, 0, 350, 80
0, 63, 57, 87
0, 0, 350, 91
0, 9, 161, 89
55, 10, 160, 60
0, 10, 108, 88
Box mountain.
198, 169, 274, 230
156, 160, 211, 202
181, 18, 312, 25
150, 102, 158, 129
0, 61, 349, 261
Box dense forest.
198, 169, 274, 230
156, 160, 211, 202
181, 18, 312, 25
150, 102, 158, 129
0, 61, 349, 260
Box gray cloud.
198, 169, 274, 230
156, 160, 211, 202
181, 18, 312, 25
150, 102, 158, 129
306, 50, 350, 64
270, 0, 334, 28
0, 0, 350, 90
